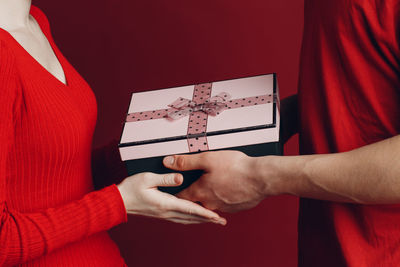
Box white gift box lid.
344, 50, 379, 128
119, 73, 280, 161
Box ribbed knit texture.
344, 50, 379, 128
0, 6, 127, 266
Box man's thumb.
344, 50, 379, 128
163, 154, 205, 171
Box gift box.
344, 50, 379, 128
119, 73, 281, 194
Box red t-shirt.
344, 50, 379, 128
298, 0, 400, 266
0, 6, 127, 266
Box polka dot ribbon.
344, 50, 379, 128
126, 83, 273, 152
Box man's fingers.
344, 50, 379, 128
163, 153, 207, 171
176, 185, 196, 201
147, 173, 183, 188
176, 178, 204, 202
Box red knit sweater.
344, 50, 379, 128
0, 6, 127, 266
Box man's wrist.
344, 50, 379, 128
250, 156, 282, 197
252, 155, 309, 198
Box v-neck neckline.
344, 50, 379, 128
0, 6, 69, 87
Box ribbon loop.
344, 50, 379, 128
166, 92, 231, 120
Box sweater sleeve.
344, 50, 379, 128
0, 42, 127, 266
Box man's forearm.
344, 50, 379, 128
255, 135, 400, 204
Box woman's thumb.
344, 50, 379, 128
152, 173, 183, 187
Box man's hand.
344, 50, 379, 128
163, 134, 400, 207
163, 151, 274, 213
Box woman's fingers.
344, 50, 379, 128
147, 174, 226, 223
146, 173, 183, 188
165, 211, 226, 225
123, 171, 227, 225
164, 196, 227, 225
166, 217, 215, 225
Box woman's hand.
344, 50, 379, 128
117, 172, 227, 225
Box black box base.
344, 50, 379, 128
125, 142, 282, 195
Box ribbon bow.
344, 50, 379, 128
167, 92, 231, 120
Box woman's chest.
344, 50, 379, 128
7, 20, 66, 85
13, 65, 98, 161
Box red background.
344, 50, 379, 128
35, 1, 303, 266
